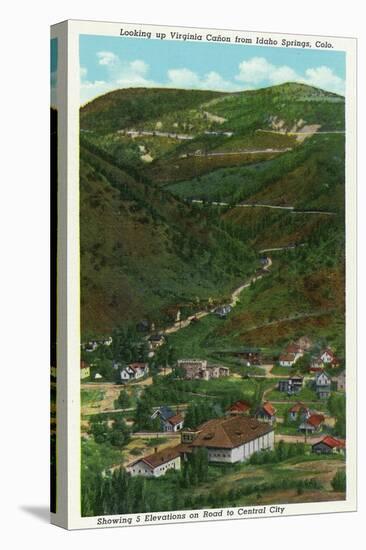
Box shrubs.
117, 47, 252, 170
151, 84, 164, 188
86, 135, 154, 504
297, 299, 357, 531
249, 440, 306, 465
89, 415, 131, 447
331, 469, 346, 492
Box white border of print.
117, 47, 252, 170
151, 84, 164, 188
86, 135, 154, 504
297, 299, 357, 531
52, 19, 357, 530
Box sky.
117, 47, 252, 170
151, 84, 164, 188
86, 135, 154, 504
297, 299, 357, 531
79, 34, 346, 105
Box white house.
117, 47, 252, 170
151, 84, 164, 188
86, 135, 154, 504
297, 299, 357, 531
314, 371, 331, 399
319, 348, 339, 367
151, 406, 184, 432
279, 353, 297, 367
126, 447, 181, 477
118, 363, 149, 382
181, 416, 275, 464
80, 360, 90, 380
279, 343, 304, 367
162, 414, 184, 432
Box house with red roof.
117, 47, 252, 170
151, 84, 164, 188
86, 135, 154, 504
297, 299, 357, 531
319, 348, 340, 368
279, 343, 304, 367
118, 362, 149, 382
182, 416, 275, 464
288, 402, 311, 422
312, 436, 345, 455
255, 401, 277, 425
151, 406, 184, 432
227, 400, 251, 416
126, 447, 181, 477
162, 414, 184, 432
299, 413, 325, 433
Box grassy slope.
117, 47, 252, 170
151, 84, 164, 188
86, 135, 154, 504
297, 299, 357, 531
80, 88, 224, 133
167, 134, 344, 209
80, 83, 345, 357
80, 145, 257, 338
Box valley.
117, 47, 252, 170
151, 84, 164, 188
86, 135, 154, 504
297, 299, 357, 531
79, 81, 346, 517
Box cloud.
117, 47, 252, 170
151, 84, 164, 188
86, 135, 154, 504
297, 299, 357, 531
80, 51, 345, 104
302, 66, 345, 95
167, 68, 240, 91
80, 52, 157, 104
235, 56, 345, 95
97, 51, 119, 66
235, 56, 299, 86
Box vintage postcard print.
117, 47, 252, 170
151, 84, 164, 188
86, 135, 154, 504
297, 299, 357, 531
50, 20, 356, 530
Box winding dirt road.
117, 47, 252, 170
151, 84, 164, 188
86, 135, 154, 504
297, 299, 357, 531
163, 258, 272, 336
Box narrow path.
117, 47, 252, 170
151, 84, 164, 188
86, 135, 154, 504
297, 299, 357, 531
256, 129, 345, 136
191, 199, 294, 211
190, 200, 336, 216
163, 258, 272, 336
190, 148, 291, 158
258, 244, 305, 253
238, 308, 336, 335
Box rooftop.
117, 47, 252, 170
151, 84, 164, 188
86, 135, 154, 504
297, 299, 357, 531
316, 435, 345, 449
128, 447, 180, 470
229, 400, 251, 413
192, 416, 274, 450
262, 402, 276, 417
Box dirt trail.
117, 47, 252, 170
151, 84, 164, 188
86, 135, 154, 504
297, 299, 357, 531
191, 200, 336, 217
163, 258, 272, 336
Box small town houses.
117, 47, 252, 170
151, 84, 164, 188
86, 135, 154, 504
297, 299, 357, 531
319, 348, 339, 367
177, 359, 230, 380
181, 416, 275, 464
235, 348, 262, 366
227, 400, 251, 416
312, 436, 345, 455
80, 360, 90, 380
148, 333, 166, 351
115, 362, 149, 382
279, 342, 304, 367
126, 447, 181, 478
126, 415, 275, 477
278, 375, 303, 395
83, 336, 113, 352
314, 371, 331, 399
299, 413, 325, 434
255, 401, 277, 425
288, 402, 310, 422
151, 406, 184, 432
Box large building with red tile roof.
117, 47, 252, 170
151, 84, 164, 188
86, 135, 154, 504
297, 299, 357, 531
185, 415, 275, 463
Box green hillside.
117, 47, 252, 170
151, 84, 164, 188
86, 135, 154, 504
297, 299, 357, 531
80, 82, 345, 352
80, 88, 223, 133
167, 134, 344, 208
80, 83, 344, 185
80, 142, 257, 338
